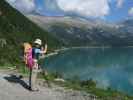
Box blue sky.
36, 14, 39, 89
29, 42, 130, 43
105, 0, 133, 22
6, 0, 133, 22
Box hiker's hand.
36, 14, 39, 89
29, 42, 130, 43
44, 44, 47, 54
33, 60, 39, 69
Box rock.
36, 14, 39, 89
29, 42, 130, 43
54, 78, 65, 82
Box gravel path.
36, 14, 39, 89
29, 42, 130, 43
0, 72, 96, 100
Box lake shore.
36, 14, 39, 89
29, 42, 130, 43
45, 46, 133, 58
42, 46, 132, 100
2, 68, 133, 100
45, 46, 110, 57
0, 67, 132, 100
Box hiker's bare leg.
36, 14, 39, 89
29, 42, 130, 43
30, 60, 39, 91
31, 69, 38, 90
29, 69, 32, 89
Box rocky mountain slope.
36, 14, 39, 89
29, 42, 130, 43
27, 15, 133, 46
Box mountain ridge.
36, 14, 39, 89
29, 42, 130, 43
27, 14, 133, 46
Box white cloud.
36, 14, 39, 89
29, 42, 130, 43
129, 7, 133, 16
56, 0, 110, 18
6, 0, 36, 13
6, 0, 116, 18
116, 0, 124, 8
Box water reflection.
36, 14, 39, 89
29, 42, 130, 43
42, 47, 133, 95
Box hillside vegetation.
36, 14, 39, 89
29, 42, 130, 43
0, 0, 62, 66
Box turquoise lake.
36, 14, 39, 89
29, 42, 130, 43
42, 47, 133, 95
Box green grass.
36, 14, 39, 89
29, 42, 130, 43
41, 72, 133, 100
60, 79, 133, 100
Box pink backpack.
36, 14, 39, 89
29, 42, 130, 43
26, 48, 34, 69
23, 43, 34, 69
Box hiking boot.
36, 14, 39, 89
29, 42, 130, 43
29, 87, 39, 92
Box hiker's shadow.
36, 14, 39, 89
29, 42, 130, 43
4, 74, 30, 90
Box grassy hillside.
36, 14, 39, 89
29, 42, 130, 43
0, 0, 63, 66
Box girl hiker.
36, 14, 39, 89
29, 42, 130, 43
24, 39, 47, 91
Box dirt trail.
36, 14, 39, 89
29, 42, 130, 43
0, 70, 94, 100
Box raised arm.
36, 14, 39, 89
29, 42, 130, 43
44, 44, 47, 54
